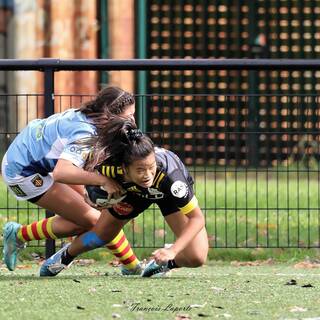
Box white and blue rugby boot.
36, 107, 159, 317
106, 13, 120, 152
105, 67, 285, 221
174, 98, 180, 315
3, 222, 25, 271
141, 259, 171, 277
40, 243, 72, 277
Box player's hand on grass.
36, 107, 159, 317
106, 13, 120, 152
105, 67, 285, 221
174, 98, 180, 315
152, 247, 176, 265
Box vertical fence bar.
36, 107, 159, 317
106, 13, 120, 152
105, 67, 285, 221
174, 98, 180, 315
44, 68, 55, 258
248, 1, 259, 167
136, 0, 147, 132
99, 0, 109, 85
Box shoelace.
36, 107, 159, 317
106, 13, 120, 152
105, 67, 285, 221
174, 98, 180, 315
149, 264, 168, 276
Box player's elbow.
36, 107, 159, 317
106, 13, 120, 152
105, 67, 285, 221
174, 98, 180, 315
191, 209, 205, 230
52, 169, 62, 182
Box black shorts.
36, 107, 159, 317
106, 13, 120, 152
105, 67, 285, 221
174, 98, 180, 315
108, 193, 180, 220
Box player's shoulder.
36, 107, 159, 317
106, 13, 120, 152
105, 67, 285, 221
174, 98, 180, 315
56, 109, 96, 138
155, 147, 185, 172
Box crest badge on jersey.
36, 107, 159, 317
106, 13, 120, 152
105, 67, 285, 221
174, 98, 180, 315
31, 175, 44, 187
170, 181, 188, 198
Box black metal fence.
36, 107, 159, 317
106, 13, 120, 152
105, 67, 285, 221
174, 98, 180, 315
0, 59, 320, 254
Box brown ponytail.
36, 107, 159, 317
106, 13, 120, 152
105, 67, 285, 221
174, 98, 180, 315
84, 117, 154, 171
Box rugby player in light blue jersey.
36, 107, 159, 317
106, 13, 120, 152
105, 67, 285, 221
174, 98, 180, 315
2, 87, 142, 275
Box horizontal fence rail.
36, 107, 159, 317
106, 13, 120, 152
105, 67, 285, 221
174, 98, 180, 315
0, 59, 320, 253
1, 58, 320, 70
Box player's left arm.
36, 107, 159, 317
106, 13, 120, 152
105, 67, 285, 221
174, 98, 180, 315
152, 167, 205, 262
152, 206, 205, 263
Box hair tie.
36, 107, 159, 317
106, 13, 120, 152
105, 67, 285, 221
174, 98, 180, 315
126, 129, 143, 141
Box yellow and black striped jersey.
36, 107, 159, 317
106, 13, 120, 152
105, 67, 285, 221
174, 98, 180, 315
97, 147, 198, 215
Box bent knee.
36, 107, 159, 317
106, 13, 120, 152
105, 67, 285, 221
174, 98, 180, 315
71, 225, 87, 235
78, 214, 99, 230
191, 257, 207, 268
189, 255, 207, 267
81, 208, 101, 228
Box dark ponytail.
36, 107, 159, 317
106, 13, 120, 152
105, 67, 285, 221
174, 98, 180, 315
77, 86, 135, 132
85, 117, 154, 171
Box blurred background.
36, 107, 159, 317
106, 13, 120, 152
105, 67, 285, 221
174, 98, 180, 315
1, 1, 320, 166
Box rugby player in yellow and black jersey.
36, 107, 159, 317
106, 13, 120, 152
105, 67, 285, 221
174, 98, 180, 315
40, 117, 208, 277
94, 146, 199, 221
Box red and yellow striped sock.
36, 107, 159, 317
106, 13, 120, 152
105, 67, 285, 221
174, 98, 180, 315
106, 229, 139, 270
17, 217, 58, 242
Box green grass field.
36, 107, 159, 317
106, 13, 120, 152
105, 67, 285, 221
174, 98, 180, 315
1, 260, 320, 320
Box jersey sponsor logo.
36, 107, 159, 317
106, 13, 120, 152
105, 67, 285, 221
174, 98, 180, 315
69, 145, 82, 155
148, 188, 164, 199
112, 202, 134, 216
31, 175, 44, 187
35, 124, 44, 140
9, 185, 27, 197
170, 181, 188, 198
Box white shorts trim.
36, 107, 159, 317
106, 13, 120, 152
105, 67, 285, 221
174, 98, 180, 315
1, 154, 54, 201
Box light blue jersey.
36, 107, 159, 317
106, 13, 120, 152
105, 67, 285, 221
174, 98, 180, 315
4, 109, 96, 178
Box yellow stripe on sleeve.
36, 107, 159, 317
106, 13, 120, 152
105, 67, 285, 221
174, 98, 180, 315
179, 195, 199, 215
111, 166, 116, 178
101, 166, 106, 175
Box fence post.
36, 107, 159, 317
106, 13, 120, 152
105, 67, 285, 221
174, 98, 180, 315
99, 0, 109, 85
136, 0, 147, 132
248, 2, 259, 167
44, 68, 56, 258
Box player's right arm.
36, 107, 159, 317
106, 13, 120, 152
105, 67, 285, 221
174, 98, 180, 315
53, 158, 114, 186
53, 136, 124, 198
53, 159, 123, 198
